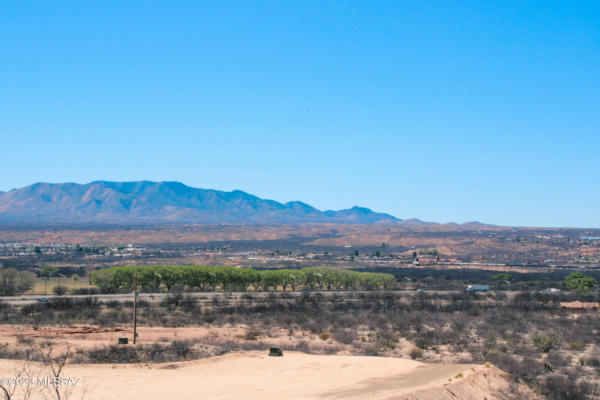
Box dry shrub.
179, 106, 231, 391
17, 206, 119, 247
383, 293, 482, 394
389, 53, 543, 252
410, 347, 424, 359
332, 328, 357, 344
541, 372, 597, 400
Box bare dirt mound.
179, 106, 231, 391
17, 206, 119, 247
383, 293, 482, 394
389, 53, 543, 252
0, 351, 540, 400
0, 351, 537, 400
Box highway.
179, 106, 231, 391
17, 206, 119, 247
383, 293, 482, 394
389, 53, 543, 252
0, 290, 531, 306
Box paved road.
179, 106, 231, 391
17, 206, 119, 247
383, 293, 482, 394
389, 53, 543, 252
0, 290, 530, 305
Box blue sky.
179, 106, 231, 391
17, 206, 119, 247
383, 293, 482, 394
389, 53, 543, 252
1, 1, 598, 227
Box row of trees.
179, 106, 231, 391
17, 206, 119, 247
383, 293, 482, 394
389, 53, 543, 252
91, 266, 395, 293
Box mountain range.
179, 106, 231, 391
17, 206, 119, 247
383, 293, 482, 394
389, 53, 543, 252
0, 181, 401, 224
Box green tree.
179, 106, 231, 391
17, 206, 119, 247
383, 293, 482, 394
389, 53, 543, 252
185, 266, 211, 291
40, 266, 59, 278
91, 265, 396, 294
40, 266, 59, 295
565, 272, 597, 291
159, 266, 183, 291
260, 270, 279, 291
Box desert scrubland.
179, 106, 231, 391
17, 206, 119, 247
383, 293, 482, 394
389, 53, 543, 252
0, 288, 598, 399
0, 224, 599, 399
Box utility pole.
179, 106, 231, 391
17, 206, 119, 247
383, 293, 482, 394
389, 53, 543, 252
133, 272, 138, 345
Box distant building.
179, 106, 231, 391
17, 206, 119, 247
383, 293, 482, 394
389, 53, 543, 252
417, 255, 438, 265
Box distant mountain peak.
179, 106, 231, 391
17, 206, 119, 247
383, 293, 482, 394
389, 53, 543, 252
0, 181, 402, 225
349, 206, 373, 213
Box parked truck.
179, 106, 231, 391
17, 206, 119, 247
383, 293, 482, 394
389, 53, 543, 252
466, 285, 489, 292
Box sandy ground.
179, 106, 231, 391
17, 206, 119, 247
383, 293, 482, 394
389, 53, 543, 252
0, 324, 540, 399
0, 324, 253, 348
0, 324, 435, 361
0, 351, 538, 400
0, 324, 300, 353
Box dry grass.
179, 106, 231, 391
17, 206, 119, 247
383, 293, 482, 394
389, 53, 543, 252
26, 278, 95, 295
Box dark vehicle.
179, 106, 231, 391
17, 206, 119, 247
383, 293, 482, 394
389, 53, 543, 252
268, 346, 283, 357
37, 297, 49, 302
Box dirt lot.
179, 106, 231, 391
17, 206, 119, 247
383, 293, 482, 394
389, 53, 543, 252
0, 324, 312, 353
0, 323, 459, 363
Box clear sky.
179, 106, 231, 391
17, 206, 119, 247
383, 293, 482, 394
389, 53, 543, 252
1, 1, 598, 227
